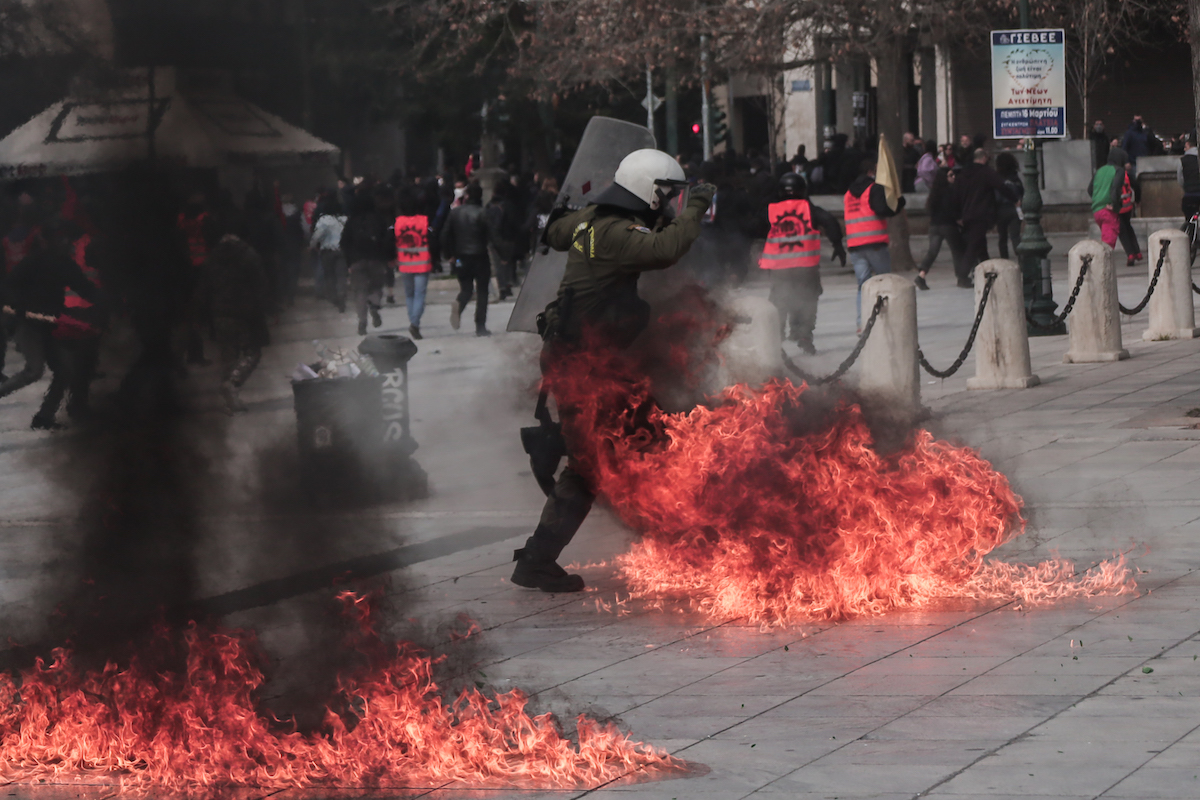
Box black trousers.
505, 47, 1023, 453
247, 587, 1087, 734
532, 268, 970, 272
455, 253, 491, 326
1183, 195, 1200, 221
919, 223, 965, 274
1118, 211, 1142, 257
525, 340, 596, 564
0, 321, 65, 417
958, 221, 992, 284
767, 268, 822, 345
995, 207, 1022, 260
41, 336, 99, 419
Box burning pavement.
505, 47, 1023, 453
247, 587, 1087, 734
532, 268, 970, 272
0, 268, 1194, 797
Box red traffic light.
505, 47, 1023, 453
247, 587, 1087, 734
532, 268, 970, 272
692, 123, 701, 134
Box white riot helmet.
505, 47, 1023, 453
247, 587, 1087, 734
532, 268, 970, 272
593, 149, 688, 213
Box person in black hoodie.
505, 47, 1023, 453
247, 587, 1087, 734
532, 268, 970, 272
994, 151, 1025, 261
440, 181, 492, 336
340, 186, 395, 336
951, 148, 1017, 288
0, 218, 100, 429
915, 167, 965, 290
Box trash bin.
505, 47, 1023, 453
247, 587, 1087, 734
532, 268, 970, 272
358, 333, 419, 455
291, 333, 424, 502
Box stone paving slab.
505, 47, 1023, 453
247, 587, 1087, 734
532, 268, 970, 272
3, 242, 1200, 798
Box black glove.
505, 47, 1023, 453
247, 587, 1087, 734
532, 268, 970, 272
896, 195, 907, 211
833, 245, 847, 267
688, 183, 717, 209
540, 196, 572, 245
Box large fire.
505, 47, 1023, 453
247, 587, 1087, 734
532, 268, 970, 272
545, 300, 1135, 625
0, 592, 679, 791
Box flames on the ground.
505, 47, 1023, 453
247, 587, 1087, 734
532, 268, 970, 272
544, 305, 1135, 625
0, 592, 678, 791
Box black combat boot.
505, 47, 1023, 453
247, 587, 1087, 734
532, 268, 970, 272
511, 535, 584, 593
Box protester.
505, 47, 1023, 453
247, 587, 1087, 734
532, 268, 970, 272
1090, 120, 1110, 169
0, 219, 99, 430
394, 191, 432, 340
1117, 160, 1143, 266
1178, 131, 1200, 222
951, 148, 1017, 288
915, 140, 939, 191
759, 172, 845, 354
1090, 147, 1128, 249
309, 192, 347, 311
374, 188, 398, 306
844, 156, 905, 326
176, 193, 216, 366
1, 193, 43, 380
279, 193, 305, 308
994, 151, 1024, 261
915, 167, 964, 291
42, 220, 107, 422
526, 176, 558, 256
198, 219, 270, 415
340, 187, 393, 337
1122, 116, 1150, 167
440, 181, 492, 337
486, 181, 520, 301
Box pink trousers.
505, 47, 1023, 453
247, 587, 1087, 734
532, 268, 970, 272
1094, 208, 1119, 248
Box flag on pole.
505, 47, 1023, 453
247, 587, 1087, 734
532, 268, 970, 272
876, 133, 901, 212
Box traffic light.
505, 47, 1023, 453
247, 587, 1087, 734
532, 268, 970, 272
691, 121, 702, 135
709, 108, 729, 147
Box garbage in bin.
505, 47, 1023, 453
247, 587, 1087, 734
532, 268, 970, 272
291, 334, 425, 503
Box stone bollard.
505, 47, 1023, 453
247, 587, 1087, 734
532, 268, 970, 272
858, 274, 920, 415
966, 260, 1040, 389
713, 295, 783, 390
1064, 240, 1128, 363
1143, 229, 1198, 341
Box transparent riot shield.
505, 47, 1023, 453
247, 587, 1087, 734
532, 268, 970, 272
506, 117, 656, 333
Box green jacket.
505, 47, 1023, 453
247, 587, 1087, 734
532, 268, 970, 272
543, 196, 708, 345
1090, 165, 1120, 213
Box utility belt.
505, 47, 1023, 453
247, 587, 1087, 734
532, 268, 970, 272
524, 287, 576, 497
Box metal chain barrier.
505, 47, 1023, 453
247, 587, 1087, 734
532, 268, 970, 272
1119, 240, 1169, 316
917, 272, 998, 379
781, 295, 886, 385
1025, 254, 1092, 331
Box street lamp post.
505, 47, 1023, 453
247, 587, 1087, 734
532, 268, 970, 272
1015, 0, 1064, 334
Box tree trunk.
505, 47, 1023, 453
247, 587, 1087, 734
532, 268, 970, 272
874, 36, 917, 272
1192, 0, 1200, 136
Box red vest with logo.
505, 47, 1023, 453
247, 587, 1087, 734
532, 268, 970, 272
177, 212, 209, 267
843, 185, 889, 248
758, 200, 821, 269
394, 215, 431, 273
1120, 172, 1135, 215
54, 234, 103, 340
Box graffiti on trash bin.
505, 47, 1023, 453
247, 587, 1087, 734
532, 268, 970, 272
313, 425, 332, 449
382, 370, 406, 442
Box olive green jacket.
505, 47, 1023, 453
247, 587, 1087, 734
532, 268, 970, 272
543, 197, 708, 342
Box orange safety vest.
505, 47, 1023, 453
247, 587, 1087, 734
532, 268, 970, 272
394, 215, 431, 273
758, 200, 821, 269
1120, 172, 1135, 215
55, 234, 102, 340
177, 212, 209, 267
843, 185, 889, 248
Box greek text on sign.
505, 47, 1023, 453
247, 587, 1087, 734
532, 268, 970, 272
990, 29, 1066, 139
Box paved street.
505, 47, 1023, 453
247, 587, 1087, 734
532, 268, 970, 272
3, 233, 1200, 799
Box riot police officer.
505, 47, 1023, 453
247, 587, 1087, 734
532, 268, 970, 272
512, 149, 715, 593
759, 172, 844, 354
